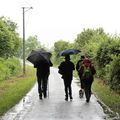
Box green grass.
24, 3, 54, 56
0, 66, 36, 116
92, 78, 120, 115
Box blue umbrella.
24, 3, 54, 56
58, 49, 80, 57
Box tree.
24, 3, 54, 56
25, 35, 42, 58
1, 16, 17, 32
74, 28, 95, 49
74, 28, 109, 59
0, 17, 21, 58
96, 38, 120, 68
54, 40, 70, 54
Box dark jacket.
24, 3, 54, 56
36, 60, 53, 77
76, 59, 83, 72
58, 61, 75, 80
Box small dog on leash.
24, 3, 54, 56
79, 89, 84, 98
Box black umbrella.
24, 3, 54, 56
27, 49, 52, 64
58, 49, 80, 57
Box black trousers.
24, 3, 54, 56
78, 75, 84, 89
37, 73, 49, 96
63, 79, 72, 97
83, 79, 93, 100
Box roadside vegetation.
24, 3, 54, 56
0, 65, 36, 116
53, 28, 120, 115
0, 16, 120, 117
92, 78, 120, 116
0, 17, 38, 116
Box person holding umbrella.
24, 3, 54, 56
27, 49, 53, 100
35, 60, 53, 99
58, 55, 75, 101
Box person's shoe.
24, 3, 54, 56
65, 97, 68, 101
70, 96, 73, 101
43, 91, 47, 98
44, 94, 47, 98
86, 99, 90, 103
39, 94, 42, 100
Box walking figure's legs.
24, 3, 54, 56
68, 81, 73, 100
47, 79, 49, 98
64, 80, 68, 101
83, 79, 93, 102
42, 74, 49, 98
37, 77, 42, 99
79, 76, 84, 98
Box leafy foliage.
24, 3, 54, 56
96, 39, 120, 68
25, 35, 42, 58
53, 40, 74, 65
54, 40, 70, 54
75, 28, 95, 48
96, 40, 112, 68
0, 57, 21, 81
0, 17, 21, 58
110, 56, 120, 93
73, 28, 120, 92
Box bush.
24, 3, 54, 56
110, 56, 120, 93
0, 63, 10, 81
0, 57, 21, 81
96, 40, 112, 68
5, 57, 21, 75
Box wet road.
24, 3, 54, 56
0, 68, 106, 120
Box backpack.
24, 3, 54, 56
82, 65, 92, 79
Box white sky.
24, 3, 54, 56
0, 0, 120, 48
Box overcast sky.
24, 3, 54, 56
0, 0, 120, 48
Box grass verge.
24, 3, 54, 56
0, 66, 36, 116
92, 78, 120, 117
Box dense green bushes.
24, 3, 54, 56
110, 56, 120, 93
53, 28, 120, 93
0, 57, 21, 81
79, 29, 120, 93
95, 39, 120, 93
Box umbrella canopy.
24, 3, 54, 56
27, 49, 52, 64
58, 49, 80, 57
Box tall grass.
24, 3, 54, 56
92, 78, 120, 115
0, 66, 36, 116
0, 57, 21, 81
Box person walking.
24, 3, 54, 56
58, 55, 75, 101
35, 60, 53, 100
76, 55, 85, 98
79, 58, 96, 102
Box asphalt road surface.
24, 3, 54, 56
0, 67, 106, 120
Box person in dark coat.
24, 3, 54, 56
58, 55, 75, 101
35, 60, 53, 99
76, 55, 85, 97
79, 58, 96, 102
